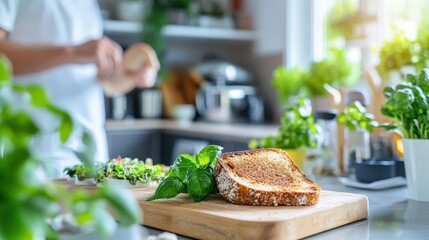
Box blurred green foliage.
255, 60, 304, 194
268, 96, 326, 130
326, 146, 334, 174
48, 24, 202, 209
272, 48, 355, 103
0, 54, 140, 240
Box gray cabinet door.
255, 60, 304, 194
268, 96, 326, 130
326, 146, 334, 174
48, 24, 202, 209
106, 129, 161, 164
161, 132, 249, 166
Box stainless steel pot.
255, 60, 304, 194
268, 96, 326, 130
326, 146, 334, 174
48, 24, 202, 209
195, 85, 257, 123
139, 88, 162, 118
196, 60, 252, 86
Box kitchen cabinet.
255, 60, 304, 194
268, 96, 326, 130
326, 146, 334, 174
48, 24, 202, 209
106, 129, 249, 165
160, 131, 249, 165
106, 129, 161, 164
103, 20, 255, 46
102, 19, 256, 71
105, 119, 275, 165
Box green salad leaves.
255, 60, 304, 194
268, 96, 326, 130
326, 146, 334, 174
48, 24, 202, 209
101, 157, 165, 185
147, 145, 223, 202
64, 157, 165, 185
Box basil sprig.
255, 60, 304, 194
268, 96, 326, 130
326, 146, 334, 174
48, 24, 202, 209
147, 145, 223, 202
381, 68, 429, 138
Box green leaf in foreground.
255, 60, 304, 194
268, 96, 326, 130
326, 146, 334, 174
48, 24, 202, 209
92, 206, 117, 240
170, 154, 196, 181
0, 54, 11, 82
46, 105, 73, 143
187, 169, 215, 202
146, 176, 185, 201
98, 183, 141, 226
196, 145, 223, 167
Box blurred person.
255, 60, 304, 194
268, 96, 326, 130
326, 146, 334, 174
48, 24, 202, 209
0, 0, 159, 177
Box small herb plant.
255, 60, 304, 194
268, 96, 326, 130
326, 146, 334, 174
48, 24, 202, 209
337, 101, 379, 133
63, 162, 104, 181
99, 157, 165, 185
147, 145, 223, 202
381, 68, 429, 139
249, 98, 321, 149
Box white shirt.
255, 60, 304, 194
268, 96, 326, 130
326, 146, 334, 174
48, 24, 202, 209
0, 0, 108, 177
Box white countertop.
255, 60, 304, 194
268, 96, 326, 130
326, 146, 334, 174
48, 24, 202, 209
105, 119, 279, 140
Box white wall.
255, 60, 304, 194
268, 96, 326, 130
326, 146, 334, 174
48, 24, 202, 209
247, 0, 286, 56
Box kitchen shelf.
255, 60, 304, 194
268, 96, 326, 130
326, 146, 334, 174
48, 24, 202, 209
103, 20, 255, 41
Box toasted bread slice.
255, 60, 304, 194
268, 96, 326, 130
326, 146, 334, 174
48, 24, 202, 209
214, 148, 320, 206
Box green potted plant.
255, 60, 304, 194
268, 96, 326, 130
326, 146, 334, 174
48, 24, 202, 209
0, 55, 141, 239
414, 17, 429, 71
380, 68, 429, 202
377, 31, 415, 84
271, 48, 355, 110
249, 98, 321, 169
141, 0, 193, 82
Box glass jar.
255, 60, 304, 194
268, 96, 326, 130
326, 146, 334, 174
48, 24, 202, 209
314, 110, 339, 176
343, 127, 371, 175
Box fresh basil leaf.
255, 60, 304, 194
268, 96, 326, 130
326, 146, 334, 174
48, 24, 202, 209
170, 154, 196, 181
146, 176, 185, 201
196, 145, 223, 168
187, 168, 215, 202
177, 153, 196, 163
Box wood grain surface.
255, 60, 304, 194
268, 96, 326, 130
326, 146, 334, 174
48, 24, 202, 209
62, 181, 368, 240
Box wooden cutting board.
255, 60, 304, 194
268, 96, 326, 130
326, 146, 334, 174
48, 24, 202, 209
62, 181, 368, 239
133, 188, 368, 240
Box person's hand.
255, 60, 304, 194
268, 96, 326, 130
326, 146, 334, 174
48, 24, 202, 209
122, 43, 160, 89
72, 37, 123, 80
123, 63, 159, 88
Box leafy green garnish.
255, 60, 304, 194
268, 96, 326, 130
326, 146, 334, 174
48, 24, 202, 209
146, 145, 223, 202
186, 168, 215, 202
146, 176, 185, 201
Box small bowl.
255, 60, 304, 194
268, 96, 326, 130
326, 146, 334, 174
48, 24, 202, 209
355, 159, 396, 183
172, 104, 196, 123
394, 159, 406, 178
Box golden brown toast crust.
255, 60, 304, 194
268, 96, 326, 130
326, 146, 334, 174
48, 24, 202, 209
214, 148, 321, 206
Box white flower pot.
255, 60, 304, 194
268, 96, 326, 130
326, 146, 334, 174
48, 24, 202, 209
403, 139, 429, 202
74, 177, 97, 186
